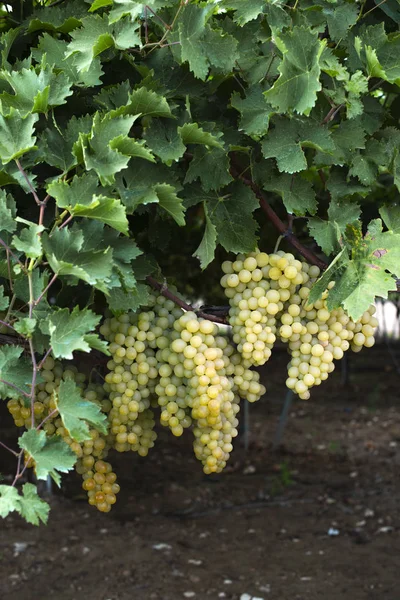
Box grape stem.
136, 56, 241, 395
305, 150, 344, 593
146, 276, 228, 324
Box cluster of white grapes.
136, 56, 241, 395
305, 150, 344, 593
5, 248, 379, 512
7, 359, 120, 513
100, 293, 266, 473
221, 250, 378, 399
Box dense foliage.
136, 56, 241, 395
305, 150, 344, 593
0, 0, 400, 524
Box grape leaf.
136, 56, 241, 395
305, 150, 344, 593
379, 205, 400, 234
42, 227, 113, 292
14, 317, 36, 337
120, 87, 173, 118
0, 285, 9, 310
12, 218, 44, 259
193, 205, 217, 269
222, 0, 265, 26
27, 0, 85, 34
65, 15, 114, 73
47, 172, 100, 208
19, 429, 76, 486
265, 27, 325, 116
0, 345, 34, 400
144, 120, 186, 163
82, 334, 110, 355
0, 110, 38, 164
18, 483, 50, 526
154, 184, 186, 226
326, 3, 359, 42
0, 60, 73, 117
56, 378, 107, 442
262, 117, 334, 174
70, 196, 129, 235
0, 189, 16, 233
76, 112, 145, 185
0, 485, 21, 519
206, 182, 259, 254
178, 123, 224, 148
310, 220, 400, 320
262, 171, 317, 215
184, 146, 232, 191
326, 169, 368, 200
178, 4, 238, 80
33, 34, 103, 87
108, 0, 142, 24
107, 283, 150, 313
231, 85, 274, 138
308, 200, 361, 256
47, 306, 102, 359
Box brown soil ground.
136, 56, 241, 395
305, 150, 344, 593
1, 344, 400, 600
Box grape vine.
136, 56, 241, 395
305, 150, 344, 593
0, 0, 400, 524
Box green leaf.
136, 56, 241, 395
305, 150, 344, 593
82, 333, 110, 355
0, 60, 73, 117
76, 112, 143, 185
65, 15, 114, 73
264, 27, 325, 116
0, 110, 38, 164
107, 282, 150, 313
47, 172, 99, 208
27, 0, 85, 34
193, 204, 217, 269
18, 483, 50, 526
154, 183, 186, 226
379, 205, 400, 234
108, 0, 143, 24
222, 0, 265, 26
178, 4, 238, 80
71, 196, 128, 235
0, 285, 9, 310
231, 85, 274, 138
326, 168, 368, 200
33, 34, 103, 87
326, 3, 359, 42
144, 120, 186, 163
19, 429, 76, 486
178, 123, 223, 148
12, 218, 44, 259
46, 306, 101, 359
262, 171, 317, 215
206, 182, 259, 254
0, 189, 16, 233
14, 317, 36, 338
0, 485, 21, 519
121, 87, 173, 118
184, 146, 232, 191
310, 221, 400, 320
308, 200, 361, 256
0, 345, 33, 400
56, 378, 107, 442
262, 117, 334, 174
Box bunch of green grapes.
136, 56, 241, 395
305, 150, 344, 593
77, 459, 120, 513
223, 249, 378, 400
101, 311, 158, 452
170, 312, 266, 473
100, 294, 185, 451
7, 357, 86, 431
220, 251, 304, 366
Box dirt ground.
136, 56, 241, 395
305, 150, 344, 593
1, 344, 400, 600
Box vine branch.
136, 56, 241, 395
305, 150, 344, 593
15, 160, 41, 206
146, 276, 227, 324
229, 162, 327, 271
